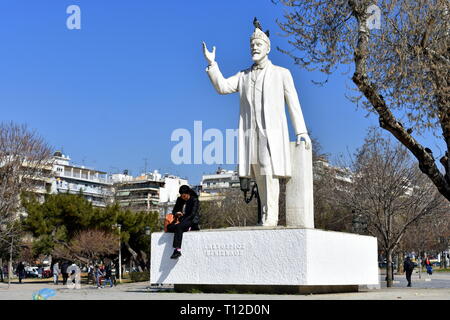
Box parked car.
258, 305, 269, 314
25, 266, 40, 278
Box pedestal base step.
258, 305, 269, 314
174, 284, 359, 295
151, 227, 379, 289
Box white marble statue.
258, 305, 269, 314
202, 18, 313, 227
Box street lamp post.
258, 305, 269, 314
145, 226, 151, 288
113, 224, 122, 283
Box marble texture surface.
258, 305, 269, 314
286, 141, 314, 228
151, 228, 379, 286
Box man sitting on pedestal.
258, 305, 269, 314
166, 185, 200, 259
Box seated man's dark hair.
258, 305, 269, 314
179, 185, 191, 195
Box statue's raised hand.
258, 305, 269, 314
202, 41, 216, 65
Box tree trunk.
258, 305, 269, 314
0, 258, 3, 282
386, 249, 394, 287
8, 260, 12, 285
125, 242, 144, 272
139, 250, 150, 271
397, 252, 404, 274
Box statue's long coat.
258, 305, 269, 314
206, 61, 307, 177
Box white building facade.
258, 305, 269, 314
201, 168, 240, 194
113, 170, 188, 216
51, 151, 114, 207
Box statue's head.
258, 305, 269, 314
250, 18, 270, 63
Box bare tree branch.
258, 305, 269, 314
276, 0, 450, 201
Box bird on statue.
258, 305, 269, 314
253, 17, 263, 30
253, 17, 270, 37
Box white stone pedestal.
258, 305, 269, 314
151, 227, 379, 293
286, 142, 314, 228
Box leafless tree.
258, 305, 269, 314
200, 188, 258, 229
0, 122, 52, 259
339, 128, 448, 286
200, 136, 354, 230
52, 229, 118, 265
276, 0, 450, 201
401, 208, 450, 269
312, 139, 354, 232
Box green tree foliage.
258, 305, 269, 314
23, 193, 93, 243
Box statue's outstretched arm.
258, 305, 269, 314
203, 42, 240, 95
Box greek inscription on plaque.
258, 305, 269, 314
204, 243, 245, 257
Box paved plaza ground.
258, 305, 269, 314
0, 272, 449, 300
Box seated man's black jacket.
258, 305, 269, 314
172, 191, 200, 225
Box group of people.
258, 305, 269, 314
51, 261, 72, 285
51, 261, 116, 288
89, 262, 116, 288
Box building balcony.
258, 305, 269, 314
58, 171, 112, 185
203, 182, 232, 189
117, 197, 160, 203
115, 186, 160, 193
56, 185, 113, 198
91, 201, 108, 208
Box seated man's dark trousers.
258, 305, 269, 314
167, 219, 194, 249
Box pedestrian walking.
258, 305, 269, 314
102, 263, 114, 288
69, 262, 77, 284
94, 265, 103, 288
111, 262, 117, 286
424, 256, 433, 275
3, 265, 8, 281
52, 262, 60, 285
87, 264, 94, 285
60, 260, 69, 285
403, 256, 415, 287
16, 262, 25, 284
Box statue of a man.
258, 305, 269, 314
202, 18, 311, 227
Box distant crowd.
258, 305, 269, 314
1, 260, 118, 288
51, 260, 117, 288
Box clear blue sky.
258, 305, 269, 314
0, 0, 442, 184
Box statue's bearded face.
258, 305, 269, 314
250, 39, 270, 63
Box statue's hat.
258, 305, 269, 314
251, 17, 270, 46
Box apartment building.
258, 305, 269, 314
113, 170, 188, 216
51, 151, 114, 207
